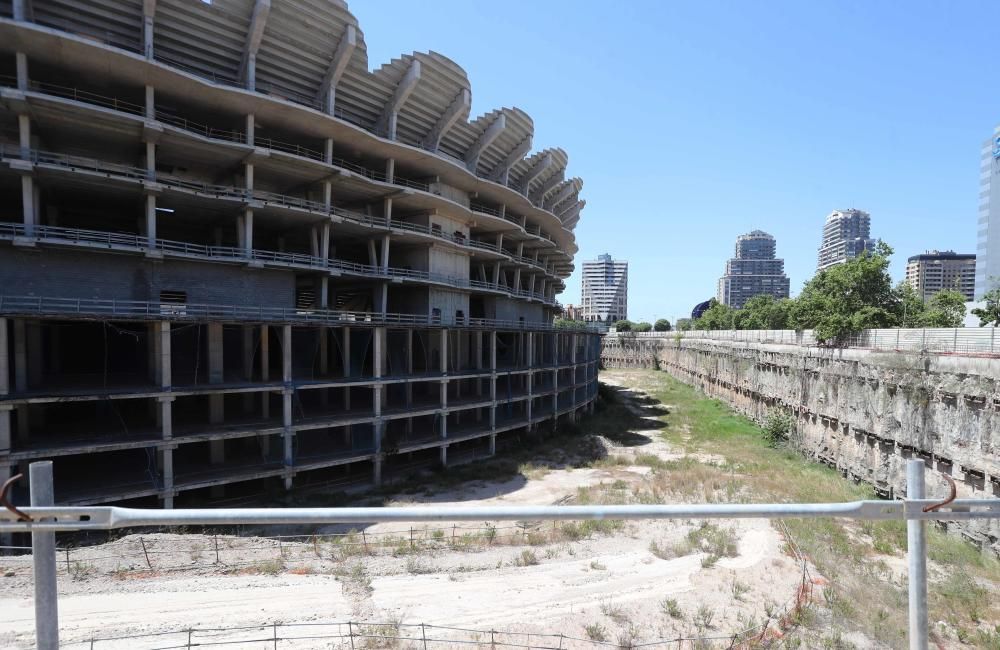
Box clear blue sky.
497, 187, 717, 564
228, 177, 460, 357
353, 0, 996, 325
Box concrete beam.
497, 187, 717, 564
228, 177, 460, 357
317, 24, 358, 112
487, 135, 532, 184
543, 181, 577, 212
530, 170, 564, 205
421, 88, 470, 151
465, 113, 506, 173
238, 0, 271, 91
558, 200, 585, 225
376, 59, 421, 140
520, 153, 552, 197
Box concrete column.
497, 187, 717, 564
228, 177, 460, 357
474, 331, 483, 397
373, 327, 384, 416
259, 325, 270, 421
405, 329, 413, 434
385, 158, 395, 184
526, 332, 534, 429
20, 176, 35, 235
158, 321, 171, 388
489, 331, 497, 435
145, 194, 157, 248
207, 323, 224, 465
143, 4, 154, 59
282, 324, 293, 489
159, 394, 174, 508
15, 52, 28, 90
0, 319, 8, 396
439, 329, 448, 408
0, 319, 10, 467
242, 209, 254, 257
318, 276, 329, 309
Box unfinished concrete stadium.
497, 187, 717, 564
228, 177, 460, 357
0, 0, 598, 508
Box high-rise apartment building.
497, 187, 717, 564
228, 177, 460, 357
817, 209, 874, 272
976, 128, 1000, 298
581, 254, 628, 322
906, 251, 976, 301
716, 230, 790, 308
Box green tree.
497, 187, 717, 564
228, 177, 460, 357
972, 287, 1000, 327
919, 289, 966, 328
695, 301, 735, 330
735, 295, 794, 330
634, 321, 653, 332
653, 318, 672, 332
675, 318, 693, 331
895, 282, 926, 328
614, 319, 633, 332
790, 242, 900, 343
553, 318, 578, 329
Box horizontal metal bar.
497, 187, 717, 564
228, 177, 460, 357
2, 499, 998, 532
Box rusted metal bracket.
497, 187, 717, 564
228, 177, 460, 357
923, 473, 957, 513
0, 473, 31, 522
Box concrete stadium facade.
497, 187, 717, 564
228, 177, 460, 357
0, 0, 599, 507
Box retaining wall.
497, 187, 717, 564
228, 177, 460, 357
651, 337, 1000, 554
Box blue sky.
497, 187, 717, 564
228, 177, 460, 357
353, 0, 996, 324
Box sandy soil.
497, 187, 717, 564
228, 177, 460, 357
0, 382, 818, 649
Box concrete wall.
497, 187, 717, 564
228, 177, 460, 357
0, 248, 295, 306
652, 337, 1000, 554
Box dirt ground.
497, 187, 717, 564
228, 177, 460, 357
0, 378, 825, 649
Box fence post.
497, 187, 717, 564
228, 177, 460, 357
273, 621, 278, 650
30, 461, 59, 650
138, 536, 152, 569
214, 535, 220, 564
348, 622, 356, 650
906, 459, 928, 650
421, 623, 428, 650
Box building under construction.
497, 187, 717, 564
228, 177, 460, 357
0, 0, 598, 507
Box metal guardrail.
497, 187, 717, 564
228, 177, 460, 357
0, 295, 576, 331
612, 328, 1000, 356
4, 460, 998, 649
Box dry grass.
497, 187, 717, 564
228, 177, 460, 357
606, 369, 1000, 648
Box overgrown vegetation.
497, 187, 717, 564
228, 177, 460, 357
691, 243, 970, 342
609, 369, 1000, 647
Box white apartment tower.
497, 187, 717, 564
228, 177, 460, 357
581, 254, 628, 322
817, 209, 874, 272
976, 128, 1000, 298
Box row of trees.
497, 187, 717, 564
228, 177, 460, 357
613, 318, 672, 332
688, 243, 972, 343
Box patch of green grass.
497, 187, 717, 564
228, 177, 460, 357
660, 597, 683, 619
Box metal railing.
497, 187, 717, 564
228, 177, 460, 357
0, 68, 569, 244
4, 460, 998, 649
0, 295, 576, 331
618, 328, 1000, 356
0, 144, 564, 284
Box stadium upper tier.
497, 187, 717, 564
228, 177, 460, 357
0, 0, 585, 275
